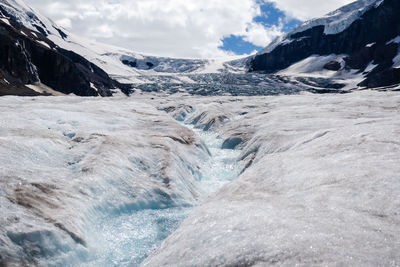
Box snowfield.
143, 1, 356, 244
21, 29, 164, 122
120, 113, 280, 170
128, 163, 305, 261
1, 90, 400, 266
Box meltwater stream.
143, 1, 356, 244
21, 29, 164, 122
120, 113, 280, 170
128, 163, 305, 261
80, 125, 240, 266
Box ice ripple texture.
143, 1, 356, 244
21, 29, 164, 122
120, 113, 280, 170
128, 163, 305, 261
80, 121, 240, 266
143, 91, 400, 267
0, 96, 240, 266
1, 91, 400, 267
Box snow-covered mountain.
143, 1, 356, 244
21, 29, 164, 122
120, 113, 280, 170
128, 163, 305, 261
258, 0, 383, 55
0, 0, 247, 96
250, 0, 400, 89
1, 0, 246, 80
0, 0, 135, 96
3, 0, 399, 97
1, 0, 399, 97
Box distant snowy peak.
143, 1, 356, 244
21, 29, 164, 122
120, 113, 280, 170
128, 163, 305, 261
0, 0, 63, 38
0, 0, 132, 96
259, 0, 382, 55
0, 0, 244, 88
250, 0, 400, 89
295, 0, 382, 35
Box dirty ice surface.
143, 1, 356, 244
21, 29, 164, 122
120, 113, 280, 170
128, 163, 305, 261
81, 122, 240, 266
142, 90, 400, 267
1, 90, 400, 267
0, 95, 239, 266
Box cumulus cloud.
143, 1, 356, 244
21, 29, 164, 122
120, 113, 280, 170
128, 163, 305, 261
265, 0, 356, 21
23, 0, 356, 58
243, 22, 283, 47
24, 0, 260, 58
55, 18, 72, 29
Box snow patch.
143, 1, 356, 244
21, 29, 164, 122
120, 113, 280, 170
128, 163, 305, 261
364, 61, 378, 73
387, 36, 400, 45
89, 82, 98, 92
392, 38, 400, 69
393, 54, 400, 69
36, 40, 51, 49
26, 83, 66, 96
0, 17, 11, 26
258, 0, 381, 55
339, 69, 366, 90
277, 54, 346, 78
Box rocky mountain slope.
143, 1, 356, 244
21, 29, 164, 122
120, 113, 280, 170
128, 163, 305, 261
0, 0, 130, 96
250, 0, 400, 89
0, 0, 399, 96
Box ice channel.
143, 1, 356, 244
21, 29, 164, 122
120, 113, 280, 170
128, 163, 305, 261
79, 124, 240, 266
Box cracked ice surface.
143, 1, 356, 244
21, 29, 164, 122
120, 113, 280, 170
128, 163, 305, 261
1, 90, 400, 266
0, 96, 212, 266
143, 90, 400, 266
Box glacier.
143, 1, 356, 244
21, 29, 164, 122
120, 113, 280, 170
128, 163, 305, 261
0, 0, 374, 95
142, 90, 400, 266
0, 95, 240, 266
1, 90, 399, 266
1, 0, 400, 265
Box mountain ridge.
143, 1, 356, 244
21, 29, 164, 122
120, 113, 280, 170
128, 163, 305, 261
0, 6, 131, 96
0, 0, 399, 96
249, 0, 400, 89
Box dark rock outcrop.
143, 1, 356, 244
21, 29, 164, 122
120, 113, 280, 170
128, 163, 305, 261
250, 0, 400, 89
323, 61, 341, 71
0, 14, 131, 96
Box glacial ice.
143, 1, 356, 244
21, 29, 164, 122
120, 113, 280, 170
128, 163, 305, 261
1, 90, 400, 266
0, 96, 210, 266
79, 122, 240, 267
142, 90, 400, 266
0, 95, 240, 266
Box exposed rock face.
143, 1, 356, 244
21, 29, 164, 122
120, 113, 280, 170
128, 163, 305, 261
250, 0, 400, 88
323, 61, 341, 71
0, 9, 131, 96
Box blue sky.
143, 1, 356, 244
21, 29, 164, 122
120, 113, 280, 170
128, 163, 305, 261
220, 2, 302, 55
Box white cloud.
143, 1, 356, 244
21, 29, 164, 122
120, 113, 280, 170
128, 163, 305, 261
265, 0, 356, 21
24, 0, 261, 58
55, 18, 72, 29
23, 0, 357, 58
243, 22, 283, 47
